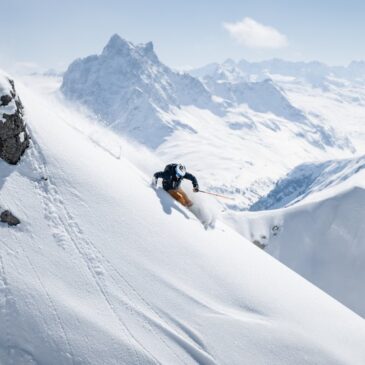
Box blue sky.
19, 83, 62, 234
1, 0, 365, 72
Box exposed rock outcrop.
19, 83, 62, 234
0, 74, 30, 164
0, 210, 20, 226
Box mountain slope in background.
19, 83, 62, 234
190, 58, 365, 85
250, 154, 365, 210
190, 58, 365, 155
1, 73, 365, 364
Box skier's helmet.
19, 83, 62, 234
176, 164, 186, 177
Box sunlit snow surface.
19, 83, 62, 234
0, 74, 364, 364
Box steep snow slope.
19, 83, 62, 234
226, 171, 365, 318
250, 154, 365, 210
0, 76, 364, 364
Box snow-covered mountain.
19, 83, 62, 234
61, 34, 219, 148
250, 154, 365, 210
2, 72, 365, 364
203, 77, 306, 121
191, 58, 365, 155
226, 165, 365, 318
61, 35, 357, 210
190, 58, 365, 85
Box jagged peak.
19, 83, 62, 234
136, 40, 160, 63
102, 34, 134, 56
101, 34, 159, 64
222, 58, 236, 67
143, 41, 154, 53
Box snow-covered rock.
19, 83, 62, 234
0, 72, 29, 164
0, 209, 20, 226
1, 71, 365, 365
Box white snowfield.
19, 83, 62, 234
0, 76, 364, 365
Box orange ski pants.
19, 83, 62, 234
168, 188, 193, 207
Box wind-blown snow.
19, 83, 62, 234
0, 74, 364, 364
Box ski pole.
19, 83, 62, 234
198, 190, 235, 201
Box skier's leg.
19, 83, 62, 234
178, 189, 193, 207
168, 189, 181, 204
168, 189, 193, 207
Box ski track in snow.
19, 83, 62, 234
26, 135, 217, 365
0, 254, 13, 359
0, 254, 40, 365
21, 245, 75, 365
27, 144, 148, 365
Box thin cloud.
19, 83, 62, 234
223, 17, 288, 49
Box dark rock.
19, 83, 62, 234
252, 240, 266, 250
0, 210, 20, 226
0, 94, 12, 106
0, 78, 30, 164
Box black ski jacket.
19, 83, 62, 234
154, 164, 199, 191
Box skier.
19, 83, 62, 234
152, 163, 199, 207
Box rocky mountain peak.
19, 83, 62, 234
102, 34, 159, 65
102, 33, 134, 56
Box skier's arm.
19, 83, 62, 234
154, 171, 165, 180
184, 173, 199, 190
152, 171, 164, 187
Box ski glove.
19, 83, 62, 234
193, 186, 199, 193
